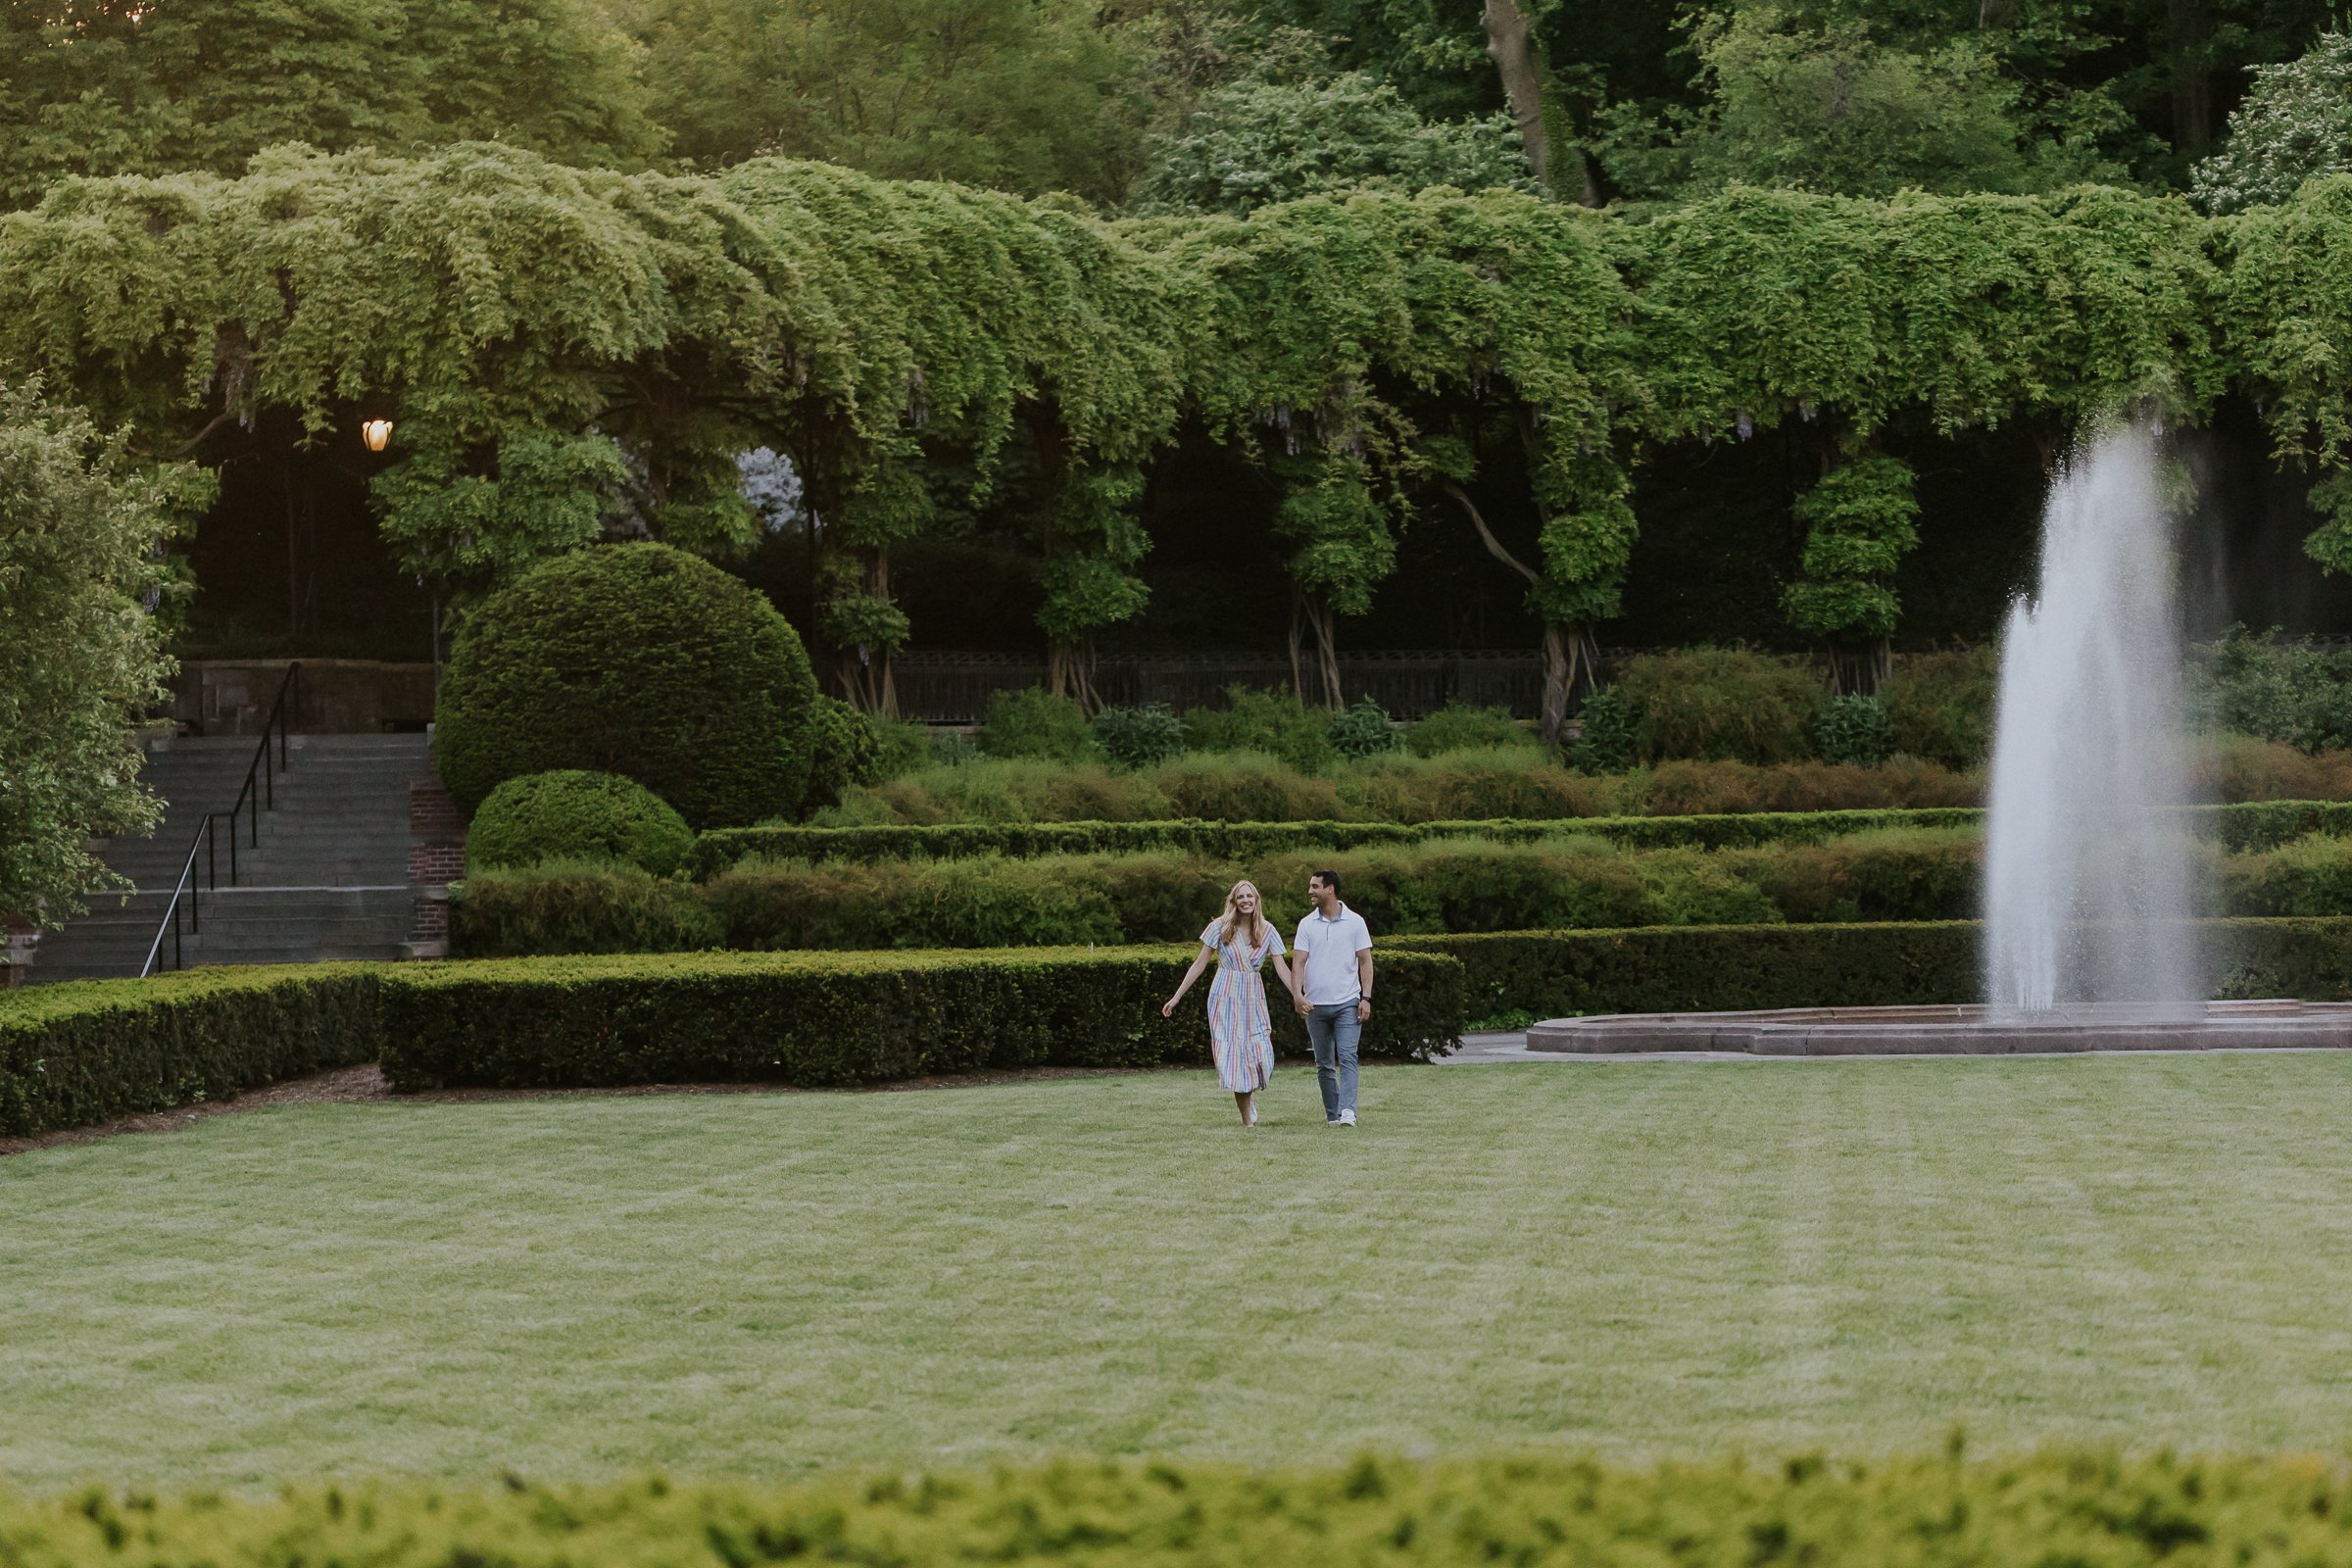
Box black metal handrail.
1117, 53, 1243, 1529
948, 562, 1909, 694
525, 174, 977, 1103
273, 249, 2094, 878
140, 663, 303, 978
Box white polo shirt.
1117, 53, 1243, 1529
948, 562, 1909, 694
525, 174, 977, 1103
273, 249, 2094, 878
1294, 903, 1372, 1006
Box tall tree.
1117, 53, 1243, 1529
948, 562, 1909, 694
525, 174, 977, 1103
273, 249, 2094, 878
0, 383, 208, 928
621, 0, 1154, 204
0, 0, 661, 208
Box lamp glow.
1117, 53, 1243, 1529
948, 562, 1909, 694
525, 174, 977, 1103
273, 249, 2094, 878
361, 417, 394, 453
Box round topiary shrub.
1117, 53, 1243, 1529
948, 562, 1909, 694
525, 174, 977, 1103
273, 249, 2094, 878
434, 543, 819, 827
466, 770, 696, 877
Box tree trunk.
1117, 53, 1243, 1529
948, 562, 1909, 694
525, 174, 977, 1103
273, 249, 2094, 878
1290, 586, 1344, 710
839, 545, 899, 717
1824, 639, 1890, 697
1483, 0, 1549, 190
1441, 478, 1594, 748
1048, 639, 1101, 712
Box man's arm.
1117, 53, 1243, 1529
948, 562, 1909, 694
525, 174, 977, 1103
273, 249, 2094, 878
1355, 939, 1374, 1023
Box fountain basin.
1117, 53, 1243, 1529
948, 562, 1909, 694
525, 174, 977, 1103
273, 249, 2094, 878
1525, 1000, 2352, 1056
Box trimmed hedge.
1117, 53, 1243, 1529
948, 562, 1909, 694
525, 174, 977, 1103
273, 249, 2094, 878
692, 808, 1986, 873
8, 1451, 2352, 1565
696, 800, 2352, 872
1389, 916, 2352, 1021
433, 543, 820, 828
377, 947, 1466, 1089
0, 966, 379, 1138
466, 770, 695, 876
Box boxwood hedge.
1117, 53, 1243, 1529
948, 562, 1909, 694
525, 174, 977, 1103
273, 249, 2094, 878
1390, 916, 2352, 1022
691, 799, 2352, 872
9, 1450, 2352, 1566
375, 946, 1467, 1090
0, 966, 380, 1138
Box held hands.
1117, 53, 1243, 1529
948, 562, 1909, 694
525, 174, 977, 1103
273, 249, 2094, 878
1294, 994, 1311, 1017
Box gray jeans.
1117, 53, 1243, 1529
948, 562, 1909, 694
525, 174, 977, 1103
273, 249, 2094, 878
1303, 1001, 1360, 1119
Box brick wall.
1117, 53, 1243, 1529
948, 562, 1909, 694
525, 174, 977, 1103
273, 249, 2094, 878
406, 777, 466, 956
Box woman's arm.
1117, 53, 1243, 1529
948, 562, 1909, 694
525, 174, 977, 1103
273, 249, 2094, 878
1162, 947, 1215, 1016
1270, 951, 1299, 1004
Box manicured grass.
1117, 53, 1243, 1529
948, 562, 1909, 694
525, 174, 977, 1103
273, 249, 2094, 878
6, 1057, 2352, 1489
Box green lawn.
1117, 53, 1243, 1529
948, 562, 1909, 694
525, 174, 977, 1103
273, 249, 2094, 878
7, 1057, 2352, 1489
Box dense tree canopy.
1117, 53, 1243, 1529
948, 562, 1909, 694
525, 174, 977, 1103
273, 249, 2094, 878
0, 0, 660, 207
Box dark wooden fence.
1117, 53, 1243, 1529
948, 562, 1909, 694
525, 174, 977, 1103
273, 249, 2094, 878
891, 651, 1554, 723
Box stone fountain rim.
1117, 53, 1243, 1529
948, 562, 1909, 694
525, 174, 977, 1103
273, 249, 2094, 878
1524, 999, 2352, 1056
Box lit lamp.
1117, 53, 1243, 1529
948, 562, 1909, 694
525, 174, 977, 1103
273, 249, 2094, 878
361, 417, 395, 453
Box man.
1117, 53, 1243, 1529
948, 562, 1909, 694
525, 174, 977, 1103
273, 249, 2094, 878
1293, 869, 1373, 1127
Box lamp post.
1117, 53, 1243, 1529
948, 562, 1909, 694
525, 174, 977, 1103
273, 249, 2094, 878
362, 418, 394, 453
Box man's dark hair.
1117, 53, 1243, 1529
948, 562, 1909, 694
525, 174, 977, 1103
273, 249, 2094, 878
1310, 868, 1342, 896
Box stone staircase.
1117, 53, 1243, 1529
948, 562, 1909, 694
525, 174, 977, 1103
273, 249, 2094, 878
28, 733, 437, 984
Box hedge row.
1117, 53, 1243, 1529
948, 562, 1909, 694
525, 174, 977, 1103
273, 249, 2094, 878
0, 946, 1466, 1133
693, 799, 2352, 871
0, 966, 379, 1139
1388, 917, 2352, 1023
471, 832, 1979, 957
11, 1450, 2352, 1566
374, 947, 1465, 1091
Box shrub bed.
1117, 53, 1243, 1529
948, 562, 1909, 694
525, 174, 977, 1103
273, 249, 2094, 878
11, 1451, 2352, 1565
377, 947, 1466, 1089
0, 966, 379, 1138
1389, 916, 2352, 1021
814, 736, 2352, 829
699, 798, 2352, 872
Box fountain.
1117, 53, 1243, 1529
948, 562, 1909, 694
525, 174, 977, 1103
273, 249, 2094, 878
1528, 421, 2352, 1056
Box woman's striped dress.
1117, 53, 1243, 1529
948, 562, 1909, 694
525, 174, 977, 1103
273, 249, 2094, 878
1200, 919, 1282, 1092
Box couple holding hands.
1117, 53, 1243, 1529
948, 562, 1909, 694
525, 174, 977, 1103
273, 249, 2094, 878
1161, 869, 1374, 1129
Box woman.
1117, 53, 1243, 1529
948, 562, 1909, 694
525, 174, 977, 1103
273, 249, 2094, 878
1162, 879, 1299, 1126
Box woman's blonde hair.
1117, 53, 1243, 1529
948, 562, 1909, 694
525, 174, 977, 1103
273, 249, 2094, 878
1218, 879, 1268, 950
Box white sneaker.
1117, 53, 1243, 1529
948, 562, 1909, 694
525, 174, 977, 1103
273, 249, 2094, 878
1338, 1108, 1356, 1127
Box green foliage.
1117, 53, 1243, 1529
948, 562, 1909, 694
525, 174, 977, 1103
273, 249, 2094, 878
694, 804, 1997, 874
1394, 917, 2352, 1021
2186, 628, 2352, 754
1784, 455, 1921, 640
378, 945, 1465, 1088
1883, 647, 1997, 768
1090, 705, 1189, 768
468, 827, 2006, 956
624, 0, 1156, 205
978, 688, 1102, 763
1405, 702, 1536, 757
808, 746, 2002, 828
1138, 69, 1534, 216
0, 0, 661, 209
465, 771, 696, 877
803, 695, 890, 813
1600, 10, 2115, 201
36, 1451, 2352, 1566
1328, 695, 1402, 760
1568, 687, 1640, 774
1614, 647, 1824, 764
0, 382, 207, 928
0, 965, 378, 1137
2194, 33, 2352, 214
1187, 687, 1339, 773
1818, 694, 1892, 767
450, 858, 722, 956
1039, 465, 1152, 647
432, 543, 820, 828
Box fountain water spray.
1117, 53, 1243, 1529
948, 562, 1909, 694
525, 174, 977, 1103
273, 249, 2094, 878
1983, 421, 2200, 1014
